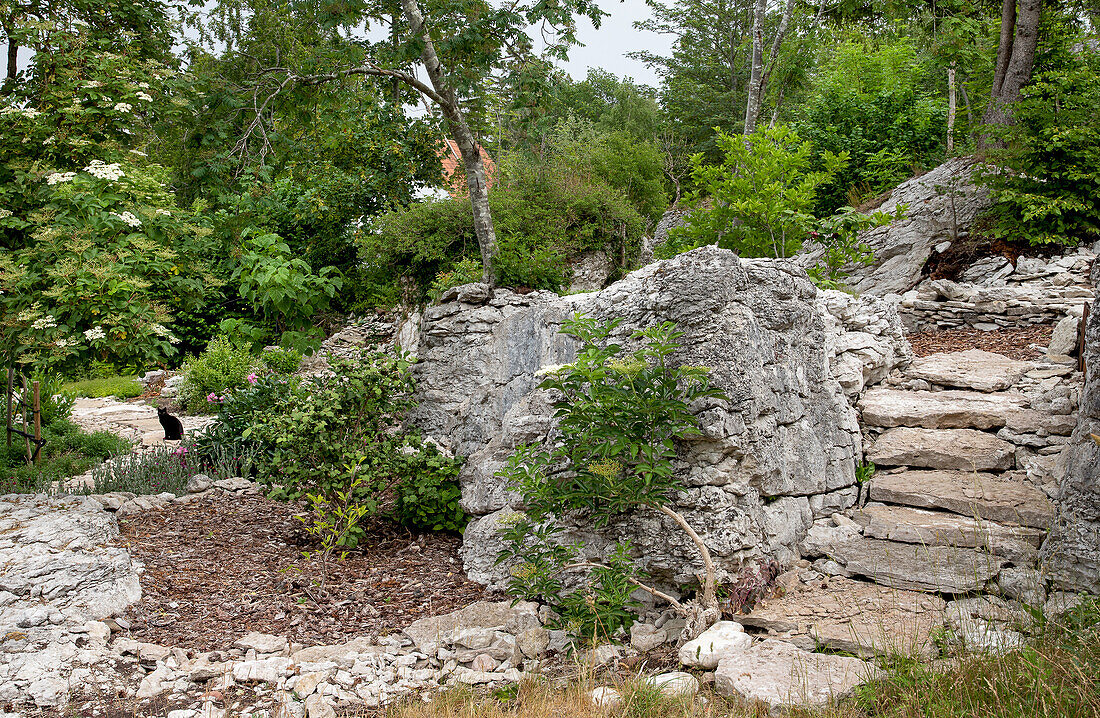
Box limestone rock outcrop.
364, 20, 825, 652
799, 157, 991, 296
409, 247, 866, 587
1041, 300, 1100, 594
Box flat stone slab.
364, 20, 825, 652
853, 504, 1045, 563
403, 601, 539, 656
905, 349, 1032, 392
867, 427, 1015, 471
869, 470, 1054, 528
859, 388, 1028, 430
714, 638, 880, 709
736, 576, 946, 658
825, 537, 1006, 594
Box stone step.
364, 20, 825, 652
905, 349, 1032, 392
852, 503, 1044, 565
822, 536, 1005, 594
869, 470, 1055, 529
735, 574, 946, 658
859, 388, 1028, 430
866, 427, 1015, 471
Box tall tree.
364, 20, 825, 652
193, 0, 605, 286
980, 0, 1043, 146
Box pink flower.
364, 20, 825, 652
247, 373, 258, 385
206, 392, 219, 402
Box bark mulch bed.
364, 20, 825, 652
907, 324, 1057, 361
114, 491, 497, 652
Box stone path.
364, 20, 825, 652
70, 397, 215, 446
734, 345, 1078, 658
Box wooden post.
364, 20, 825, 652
32, 380, 41, 465
5, 366, 11, 448
22, 377, 31, 463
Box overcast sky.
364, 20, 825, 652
557, 0, 670, 87
7, 0, 671, 90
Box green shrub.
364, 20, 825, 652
61, 376, 143, 399
360, 150, 645, 303
180, 335, 257, 413
797, 37, 948, 213
428, 257, 484, 303
196, 348, 466, 541
495, 315, 727, 644
0, 419, 131, 494
259, 346, 303, 375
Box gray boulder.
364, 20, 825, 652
409, 247, 863, 587
799, 157, 992, 296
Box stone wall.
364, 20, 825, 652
898, 249, 1095, 334
407, 248, 908, 588
1040, 302, 1100, 594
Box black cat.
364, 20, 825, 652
158, 407, 184, 441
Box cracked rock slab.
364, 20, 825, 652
735, 575, 946, 658
869, 471, 1054, 528
905, 349, 1032, 392
823, 537, 1006, 594
859, 388, 1028, 430
867, 427, 1015, 471
714, 638, 880, 709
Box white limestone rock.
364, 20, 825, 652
678, 621, 752, 669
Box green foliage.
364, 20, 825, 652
363, 152, 645, 300
0, 407, 131, 495
297, 461, 373, 591
808, 205, 902, 288
231, 230, 342, 335
180, 335, 257, 413
61, 376, 143, 400
664, 125, 847, 260
195, 348, 466, 540
428, 258, 484, 304
390, 441, 467, 532
77, 442, 204, 496
259, 347, 302, 375
797, 37, 949, 213
495, 316, 726, 643
981, 34, 1100, 245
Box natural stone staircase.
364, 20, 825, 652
734, 347, 1074, 657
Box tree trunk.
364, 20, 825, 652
980, 0, 1042, 148
398, 0, 498, 284
947, 65, 956, 153
743, 0, 765, 135
759, 0, 796, 101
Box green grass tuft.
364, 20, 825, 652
61, 375, 143, 399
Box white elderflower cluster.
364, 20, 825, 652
113, 102, 133, 113
155, 209, 172, 216
129, 149, 147, 157
1, 107, 41, 119
137, 82, 150, 89
55, 337, 76, 348
111, 211, 142, 227
82, 80, 102, 88
135, 92, 153, 102
85, 160, 123, 181
535, 363, 572, 376
84, 326, 106, 341
43, 136, 55, 145
32, 316, 58, 330
150, 323, 180, 343
46, 171, 77, 185
0, 209, 11, 219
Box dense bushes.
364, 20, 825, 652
359, 119, 652, 303
195, 348, 466, 539
981, 28, 1100, 246
797, 38, 948, 213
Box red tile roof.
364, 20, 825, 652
439, 138, 497, 198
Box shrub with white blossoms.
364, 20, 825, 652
84, 160, 124, 181
111, 211, 142, 227
46, 171, 77, 185
113, 102, 133, 113
83, 326, 107, 341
